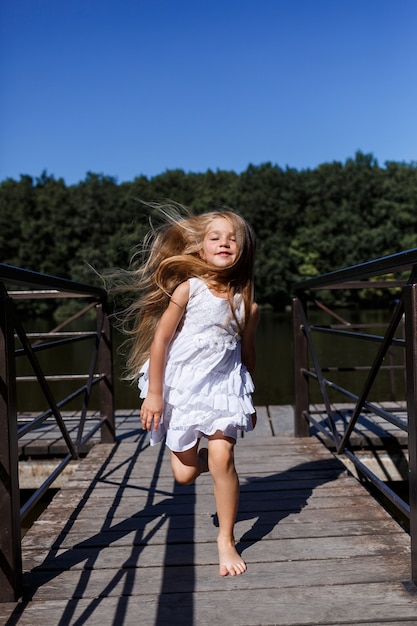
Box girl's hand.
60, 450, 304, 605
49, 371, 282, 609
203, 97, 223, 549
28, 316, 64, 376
140, 393, 164, 431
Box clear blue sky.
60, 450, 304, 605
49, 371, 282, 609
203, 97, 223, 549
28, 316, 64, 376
1, 0, 416, 185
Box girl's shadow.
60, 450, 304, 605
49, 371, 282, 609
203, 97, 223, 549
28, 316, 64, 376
212, 457, 346, 554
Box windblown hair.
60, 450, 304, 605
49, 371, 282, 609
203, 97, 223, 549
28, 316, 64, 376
113, 203, 256, 380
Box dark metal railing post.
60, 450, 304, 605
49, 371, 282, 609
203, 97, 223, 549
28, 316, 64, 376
0, 294, 22, 601
0, 264, 117, 602
403, 283, 417, 584
97, 303, 115, 444
293, 296, 310, 437
292, 249, 417, 583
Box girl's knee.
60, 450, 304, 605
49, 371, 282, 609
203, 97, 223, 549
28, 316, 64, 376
173, 469, 196, 485
170, 448, 199, 485
207, 436, 236, 477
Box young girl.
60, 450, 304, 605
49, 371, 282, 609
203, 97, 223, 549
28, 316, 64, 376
124, 205, 259, 577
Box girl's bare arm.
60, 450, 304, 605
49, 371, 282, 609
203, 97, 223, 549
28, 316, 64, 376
241, 302, 260, 376
140, 281, 189, 431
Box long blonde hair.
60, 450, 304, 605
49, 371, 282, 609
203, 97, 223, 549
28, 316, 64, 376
114, 203, 256, 380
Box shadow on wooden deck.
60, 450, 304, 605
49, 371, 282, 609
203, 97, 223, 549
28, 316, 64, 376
2, 409, 417, 625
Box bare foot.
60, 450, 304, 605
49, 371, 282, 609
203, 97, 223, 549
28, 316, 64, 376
217, 537, 247, 576
197, 447, 209, 475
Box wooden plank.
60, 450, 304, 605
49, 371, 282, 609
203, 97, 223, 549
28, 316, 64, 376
41, 478, 367, 504
309, 403, 409, 448
269, 404, 295, 435
23, 518, 406, 553
1, 582, 417, 625
248, 405, 273, 437
33, 503, 394, 530
19, 555, 412, 601
20, 531, 410, 573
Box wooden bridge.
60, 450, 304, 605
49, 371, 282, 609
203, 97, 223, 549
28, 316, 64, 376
2, 250, 417, 624
1, 408, 417, 625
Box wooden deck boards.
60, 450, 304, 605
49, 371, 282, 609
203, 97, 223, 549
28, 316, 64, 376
16, 401, 408, 459
310, 401, 408, 445
2, 410, 417, 625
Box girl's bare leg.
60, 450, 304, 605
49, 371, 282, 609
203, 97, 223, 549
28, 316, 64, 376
208, 432, 246, 577
171, 441, 209, 485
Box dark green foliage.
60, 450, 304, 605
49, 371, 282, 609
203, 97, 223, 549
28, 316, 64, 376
1, 152, 416, 312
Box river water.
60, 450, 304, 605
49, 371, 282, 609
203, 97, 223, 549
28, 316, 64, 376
15, 307, 406, 412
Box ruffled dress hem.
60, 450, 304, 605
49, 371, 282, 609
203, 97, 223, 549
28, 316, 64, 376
149, 413, 255, 452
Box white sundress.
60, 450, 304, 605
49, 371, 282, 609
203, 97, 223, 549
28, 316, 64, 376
138, 277, 255, 452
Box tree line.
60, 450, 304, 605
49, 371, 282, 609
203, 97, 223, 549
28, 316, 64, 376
1, 151, 416, 316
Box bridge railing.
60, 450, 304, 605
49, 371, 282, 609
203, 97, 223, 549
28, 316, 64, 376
292, 248, 417, 584
0, 263, 115, 601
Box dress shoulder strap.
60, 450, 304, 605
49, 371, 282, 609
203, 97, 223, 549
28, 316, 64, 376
188, 277, 207, 298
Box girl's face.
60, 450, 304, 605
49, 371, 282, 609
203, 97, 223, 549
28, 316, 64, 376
200, 217, 239, 268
